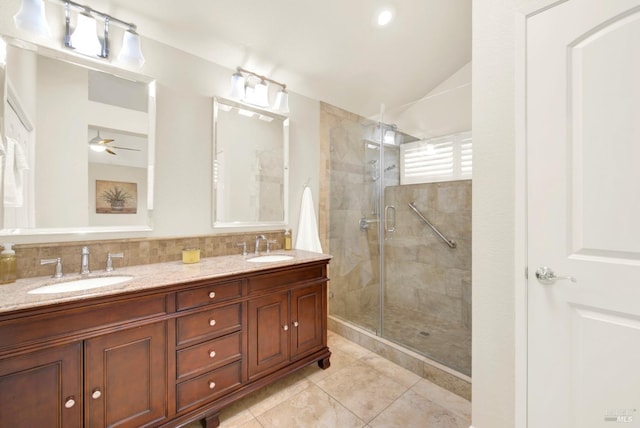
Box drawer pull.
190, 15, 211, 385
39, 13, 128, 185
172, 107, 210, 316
283, 324, 289, 331
64, 397, 76, 409
208, 291, 216, 299
91, 389, 102, 399
209, 381, 216, 390
293, 321, 299, 327
209, 319, 217, 327
209, 350, 216, 358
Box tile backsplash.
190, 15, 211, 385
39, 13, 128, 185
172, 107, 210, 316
12, 231, 284, 279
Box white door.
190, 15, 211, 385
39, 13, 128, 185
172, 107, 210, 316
527, 1, 640, 427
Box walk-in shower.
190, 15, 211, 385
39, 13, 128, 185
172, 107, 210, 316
325, 104, 472, 379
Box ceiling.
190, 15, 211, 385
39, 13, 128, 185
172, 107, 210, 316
95, 0, 471, 121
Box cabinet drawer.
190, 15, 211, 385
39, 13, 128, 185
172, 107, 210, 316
0, 295, 167, 349
176, 280, 243, 311
176, 361, 242, 412
176, 304, 242, 347
176, 332, 242, 381
248, 265, 325, 295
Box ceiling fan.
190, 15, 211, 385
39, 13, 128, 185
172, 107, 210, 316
88, 130, 141, 155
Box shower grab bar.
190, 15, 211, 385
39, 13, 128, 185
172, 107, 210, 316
407, 202, 457, 249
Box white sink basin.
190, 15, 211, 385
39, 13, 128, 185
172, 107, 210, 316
28, 276, 133, 294
247, 255, 294, 263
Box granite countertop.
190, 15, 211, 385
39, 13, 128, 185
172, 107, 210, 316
0, 250, 331, 315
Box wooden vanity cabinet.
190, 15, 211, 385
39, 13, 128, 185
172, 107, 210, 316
0, 294, 169, 428
0, 258, 330, 428
248, 283, 325, 380
0, 343, 83, 427
84, 322, 167, 427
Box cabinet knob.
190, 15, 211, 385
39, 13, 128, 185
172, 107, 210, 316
64, 397, 76, 408
209, 350, 216, 359
91, 389, 102, 399
293, 321, 299, 327
209, 319, 217, 326
209, 381, 216, 390
283, 325, 289, 331
208, 291, 216, 299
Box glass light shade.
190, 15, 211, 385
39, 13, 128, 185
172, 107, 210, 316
0, 39, 6, 67
70, 12, 102, 57
252, 81, 270, 107
89, 143, 106, 152
273, 89, 289, 113
13, 0, 51, 38
118, 29, 145, 68
244, 85, 256, 104
229, 72, 245, 99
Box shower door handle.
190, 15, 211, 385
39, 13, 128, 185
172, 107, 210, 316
385, 205, 396, 233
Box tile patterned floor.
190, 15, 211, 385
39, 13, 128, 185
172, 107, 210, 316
184, 331, 471, 428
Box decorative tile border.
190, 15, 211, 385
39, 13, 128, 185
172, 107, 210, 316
12, 231, 285, 279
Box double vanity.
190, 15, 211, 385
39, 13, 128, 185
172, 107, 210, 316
0, 250, 331, 428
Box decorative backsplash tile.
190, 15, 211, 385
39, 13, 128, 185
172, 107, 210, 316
12, 231, 284, 279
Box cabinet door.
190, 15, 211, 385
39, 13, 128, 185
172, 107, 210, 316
0, 343, 82, 428
248, 292, 289, 380
85, 322, 167, 428
291, 284, 324, 358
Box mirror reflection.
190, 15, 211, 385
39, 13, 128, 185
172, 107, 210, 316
0, 41, 155, 235
213, 97, 289, 228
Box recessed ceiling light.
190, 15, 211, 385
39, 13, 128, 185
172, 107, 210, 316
377, 9, 394, 26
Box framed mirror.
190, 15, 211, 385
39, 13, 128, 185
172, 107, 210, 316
0, 38, 156, 236
213, 97, 289, 228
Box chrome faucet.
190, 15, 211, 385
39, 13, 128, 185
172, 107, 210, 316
254, 235, 267, 254
105, 252, 124, 272
80, 246, 91, 275
41, 257, 64, 278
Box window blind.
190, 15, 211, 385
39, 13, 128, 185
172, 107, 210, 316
400, 131, 471, 184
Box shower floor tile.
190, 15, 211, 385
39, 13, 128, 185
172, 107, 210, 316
335, 305, 472, 376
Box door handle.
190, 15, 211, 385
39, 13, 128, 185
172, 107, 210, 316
385, 205, 396, 233
535, 267, 576, 285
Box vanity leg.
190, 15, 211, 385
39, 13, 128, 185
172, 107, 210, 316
318, 357, 331, 370
204, 412, 221, 428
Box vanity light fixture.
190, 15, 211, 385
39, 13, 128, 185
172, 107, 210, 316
12, 0, 145, 68
228, 67, 290, 113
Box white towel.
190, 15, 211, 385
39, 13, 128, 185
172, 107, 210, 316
294, 186, 323, 253
3, 137, 29, 207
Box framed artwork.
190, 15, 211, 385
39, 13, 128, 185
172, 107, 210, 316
96, 180, 138, 214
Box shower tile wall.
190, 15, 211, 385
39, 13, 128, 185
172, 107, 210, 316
321, 102, 471, 377
322, 103, 381, 326
384, 181, 472, 376
385, 182, 472, 328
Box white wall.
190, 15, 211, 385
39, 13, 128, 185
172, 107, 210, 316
386, 62, 471, 139
472, 2, 517, 428
473, 1, 558, 427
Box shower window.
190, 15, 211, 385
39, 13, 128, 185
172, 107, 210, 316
400, 131, 472, 184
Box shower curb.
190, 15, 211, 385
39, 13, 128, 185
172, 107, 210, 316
328, 315, 471, 401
